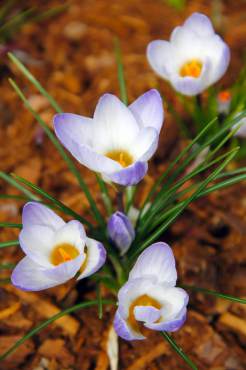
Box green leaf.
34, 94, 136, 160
114, 37, 128, 105
10, 173, 92, 228
181, 285, 246, 304
129, 147, 239, 259
0, 262, 15, 270
95, 173, 113, 216
0, 172, 38, 200
96, 283, 103, 319
8, 53, 62, 113
0, 223, 22, 229
0, 299, 115, 361
8, 78, 105, 228
161, 332, 198, 370
0, 240, 19, 249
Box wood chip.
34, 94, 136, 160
126, 342, 168, 370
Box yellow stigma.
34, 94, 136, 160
50, 243, 79, 266
180, 59, 202, 78
106, 150, 133, 167
127, 294, 161, 334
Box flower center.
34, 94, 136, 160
50, 243, 79, 266
127, 294, 161, 333
106, 150, 133, 167
180, 59, 202, 78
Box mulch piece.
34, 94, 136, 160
0, 0, 245, 369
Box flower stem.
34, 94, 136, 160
116, 190, 124, 213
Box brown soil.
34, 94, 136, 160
0, 0, 245, 369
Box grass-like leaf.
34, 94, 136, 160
161, 332, 198, 370
11, 173, 92, 228
0, 172, 38, 200
0, 223, 22, 229
129, 147, 239, 259
181, 285, 246, 304
8, 77, 105, 228
0, 240, 19, 249
0, 299, 115, 361
0, 262, 15, 270
114, 37, 128, 105
96, 283, 103, 319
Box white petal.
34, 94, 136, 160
129, 242, 177, 286
22, 202, 65, 230
131, 127, 159, 161
11, 257, 61, 291
147, 40, 173, 79
53, 220, 86, 253
129, 89, 164, 134
183, 12, 214, 37
77, 237, 106, 280
93, 94, 140, 153
19, 225, 55, 267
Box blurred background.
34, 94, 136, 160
0, 1, 245, 369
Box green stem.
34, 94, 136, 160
114, 37, 128, 105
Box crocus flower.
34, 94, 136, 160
114, 243, 188, 340
147, 12, 230, 96
54, 89, 164, 186
11, 202, 106, 291
217, 90, 231, 114
107, 211, 135, 255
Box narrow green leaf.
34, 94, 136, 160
0, 299, 115, 361
129, 148, 238, 259
96, 283, 103, 319
11, 173, 91, 228
95, 173, 113, 216
0, 278, 11, 285
0, 194, 29, 201
161, 332, 198, 370
0, 223, 22, 229
8, 53, 62, 113
181, 285, 246, 304
0, 240, 19, 249
0, 262, 15, 270
0, 172, 38, 200
9, 78, 105, 228
114, 37, 128, 105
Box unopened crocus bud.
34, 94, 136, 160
107, 211, 135, 255
217, 90, 231, 114
232, 113, 246, 138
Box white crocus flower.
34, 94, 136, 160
54, 90, 164, 186
147, 13, 230, 96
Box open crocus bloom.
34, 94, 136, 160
114, 243, 188, 340
54, 89, 164, 186
147, 12, 230, 96
11, 202, 106, 291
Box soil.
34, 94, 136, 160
0, 0, 245, 369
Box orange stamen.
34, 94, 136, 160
180, 59, 203, 78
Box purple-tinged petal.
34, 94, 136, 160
129, 242, 177, 286
107, 212, 135, 255
147, 40, 173, 79
183, 12, 214, 36
145, 308, 187, 332
105, 161, 148, 186
11, 257, 61, 291
53, 113, 94, 147
129, 89, 164, 134
134, 306, 161, 324
22, 202, 65, 230
19, 225, 54, 267
132, 127, 159, 162
54, 117, 120, 173
77, 237, 106, 280
113, 310, 145, 341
